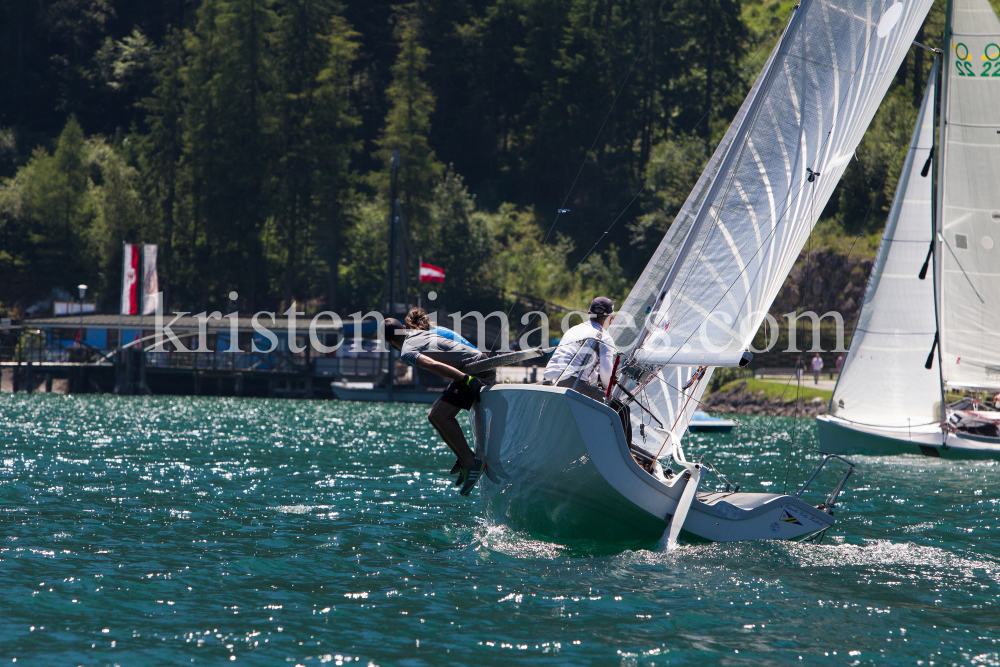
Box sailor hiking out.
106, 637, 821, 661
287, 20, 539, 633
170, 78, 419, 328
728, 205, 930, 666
543, 296, 616, 401
384, 318, 494, 495
405, 307, 474, 347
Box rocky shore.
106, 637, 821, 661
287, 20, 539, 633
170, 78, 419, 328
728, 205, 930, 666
702, 383, 829, 417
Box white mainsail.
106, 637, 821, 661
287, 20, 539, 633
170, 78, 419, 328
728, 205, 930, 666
936, 0, 1000, 391
830, 61, 943, 428
609, 42, 783, 441
611, 0, 933, 435
634, 0, 933, 366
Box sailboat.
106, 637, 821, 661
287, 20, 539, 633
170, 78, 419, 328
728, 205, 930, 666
818, 0, 1000, 459
470, 0, 932, 543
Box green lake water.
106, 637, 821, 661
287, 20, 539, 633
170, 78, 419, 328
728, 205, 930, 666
0, 393, 997, 665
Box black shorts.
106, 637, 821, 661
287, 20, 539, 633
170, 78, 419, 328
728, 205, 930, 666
440, 378, 476, 410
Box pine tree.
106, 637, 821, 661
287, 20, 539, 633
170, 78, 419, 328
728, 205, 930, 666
373, 10, 443, 239
271, 0, 360, 310
427, 170, 498, 311
88, 138, 147, 305
21, 115, 94, 295
138, 28, 185, 311
313, 11, 362, 310
179, 0, 276, 311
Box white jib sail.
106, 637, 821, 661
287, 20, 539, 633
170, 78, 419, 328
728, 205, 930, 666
633, 0, 934, 367
936, 0, 1000, 391
831, 62, 943, 428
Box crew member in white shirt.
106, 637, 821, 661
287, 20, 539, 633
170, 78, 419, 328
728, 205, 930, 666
543, 296, 616, 400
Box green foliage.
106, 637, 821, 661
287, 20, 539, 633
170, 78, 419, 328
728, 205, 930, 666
177, 0, 276, 309
629, 135, 709, 253
708, 366, 742, 394
2, 0, 986, 330
269, 0, 362, 309
491, 205, 573, 309
372, 11, 444, 233
708, 377, 833, 403
137, 28, 185, 310
0, 117, 96, 303
424, 171, 499, 311
0, 116, 152, 310
88, 138, 148, 300
339, 197, 388, 313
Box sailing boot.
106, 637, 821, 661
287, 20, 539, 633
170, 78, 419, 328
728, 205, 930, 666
459, 459, 487, 496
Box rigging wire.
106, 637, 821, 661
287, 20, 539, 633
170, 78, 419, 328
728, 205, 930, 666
658, 374, 829, 456
492, 0, 674, 349
784, 179, 817, 493
653, 88, 921, 487
725, 359, 754, 488
621, 23, 925, 488
504, 23, 788, 348
633, 6, 913, 377
738, 95, 923, 489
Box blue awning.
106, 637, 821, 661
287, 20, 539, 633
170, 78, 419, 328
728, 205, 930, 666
341, 320, 381, 335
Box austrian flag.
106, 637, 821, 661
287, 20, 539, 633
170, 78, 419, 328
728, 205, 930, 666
121, 243, 139, 315
419, 261, 445, 283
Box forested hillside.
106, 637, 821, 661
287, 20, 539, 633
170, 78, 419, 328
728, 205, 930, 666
0, 0, 976, 323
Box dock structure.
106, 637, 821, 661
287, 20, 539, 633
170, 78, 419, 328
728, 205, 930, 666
0, 314, 390, 398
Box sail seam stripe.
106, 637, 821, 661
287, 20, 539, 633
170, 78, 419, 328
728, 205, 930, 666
493, 0, 676, 348
785, 54, 895, 75
644, 0, 900, 364
506, 17, 788, 347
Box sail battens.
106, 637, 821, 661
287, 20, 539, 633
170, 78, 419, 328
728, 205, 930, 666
785, 54, 900, 75
874, 272, 931, 278
631, 0, 931, 365
612, 0, 933, 438
856, 344, 936, 352
945, 380, 1000, 391
855, 329, 937, 335
635, 348, 749, 368
831, 57, 942, 426
937, 0, 1000, 391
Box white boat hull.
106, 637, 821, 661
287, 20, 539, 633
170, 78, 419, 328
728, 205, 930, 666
330, 382, 440, 403
471, 385, 835, 544
689, 420, 736, 433
816, 414, 1000, 459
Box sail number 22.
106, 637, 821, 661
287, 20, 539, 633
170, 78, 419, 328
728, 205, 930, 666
955, 43, 1000, 76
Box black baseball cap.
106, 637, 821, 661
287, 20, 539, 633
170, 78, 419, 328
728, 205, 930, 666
589, 296, 614, 316
384, 317, 407, 341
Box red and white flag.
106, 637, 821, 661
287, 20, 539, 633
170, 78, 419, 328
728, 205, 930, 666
142, 244, 159, 315
121, 243, 139, 315
419, 261, 445, 283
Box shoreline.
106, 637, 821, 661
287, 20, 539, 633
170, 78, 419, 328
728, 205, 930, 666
702, 380, 830, 418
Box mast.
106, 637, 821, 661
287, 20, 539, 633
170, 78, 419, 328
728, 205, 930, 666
933, 0, 952, 411
611, 0, 937, 437
932, 0, 1000, 392
386, 149, 400, 402
930, 43, 946, 419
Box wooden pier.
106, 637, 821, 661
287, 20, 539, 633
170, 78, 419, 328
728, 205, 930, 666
0, 315, 368, 399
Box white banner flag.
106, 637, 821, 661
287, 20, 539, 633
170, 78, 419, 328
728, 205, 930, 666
121, 243, 138, 315
142, 244, 159, 315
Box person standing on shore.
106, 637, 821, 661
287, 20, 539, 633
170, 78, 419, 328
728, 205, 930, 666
811, 353, 824, 385
384, 318, 494, 496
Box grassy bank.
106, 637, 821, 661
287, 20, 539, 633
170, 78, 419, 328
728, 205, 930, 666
709, 379, 833, 404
